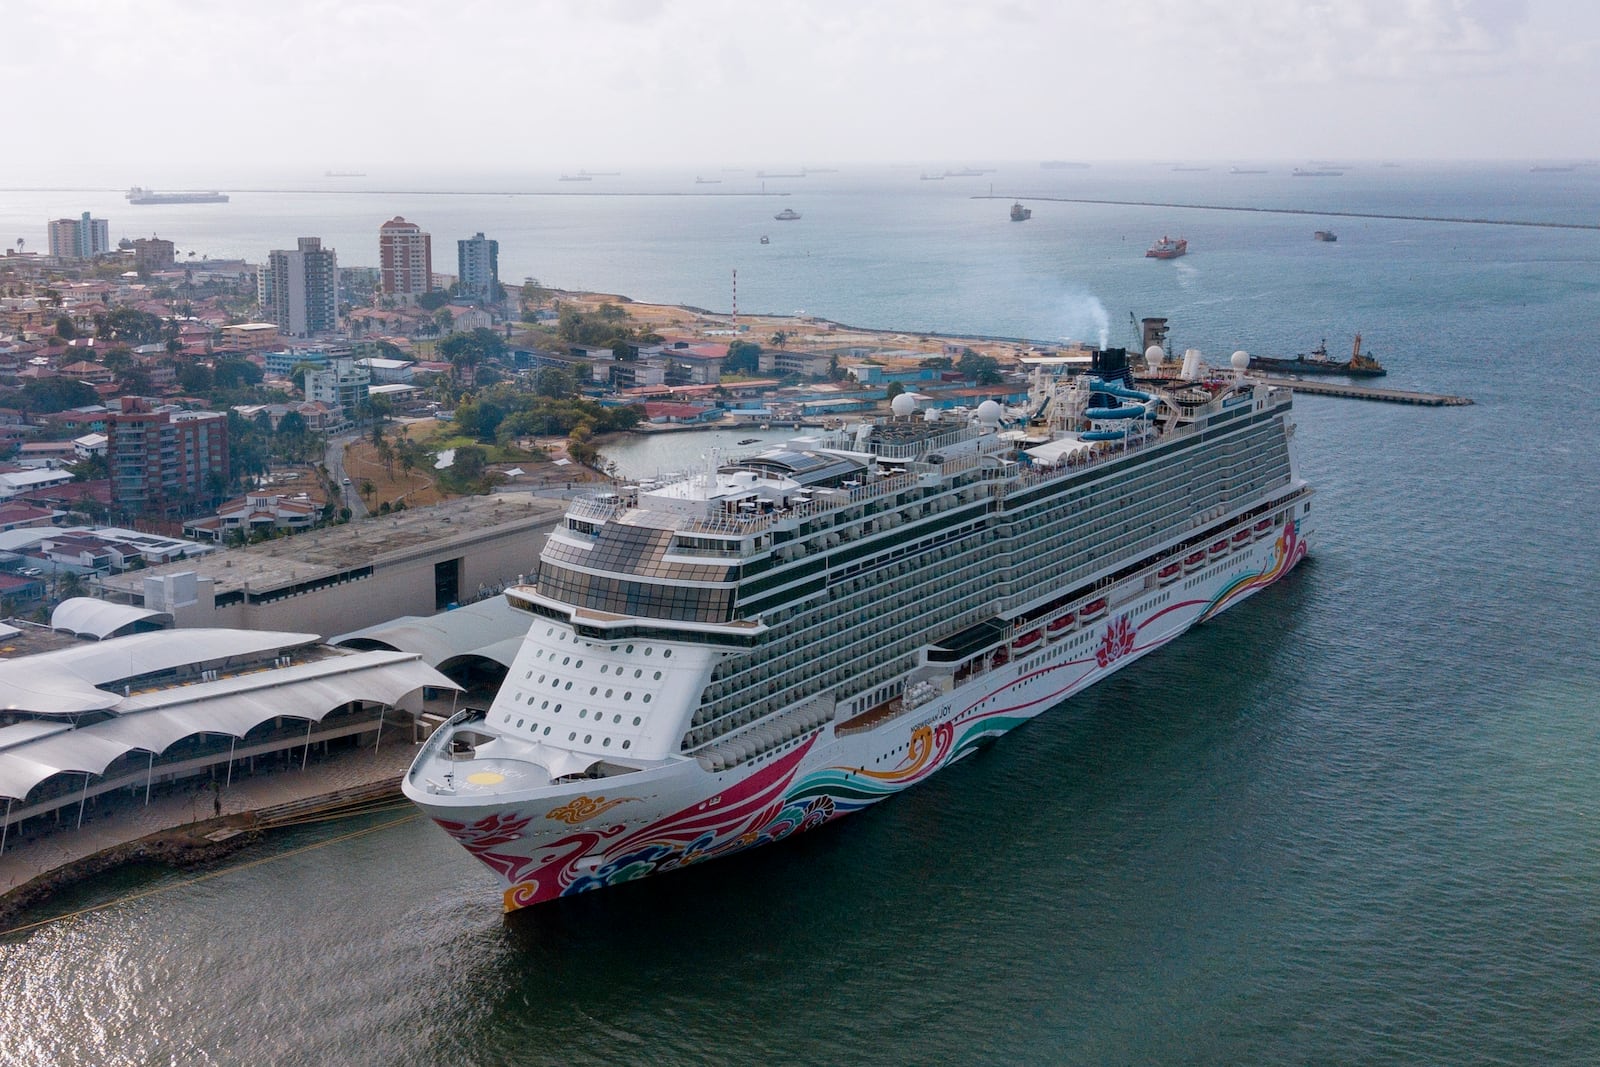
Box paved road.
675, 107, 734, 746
324, 434, 367, 519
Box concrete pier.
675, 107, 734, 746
1261, 378, 1473, 406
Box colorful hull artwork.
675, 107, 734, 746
428, 519, 1308, 910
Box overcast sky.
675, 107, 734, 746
11, 0, 1597, 178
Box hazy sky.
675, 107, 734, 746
11, 0, 1597, 177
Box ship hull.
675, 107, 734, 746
1250, 358, 1385, 377
409, 518, 1309, 911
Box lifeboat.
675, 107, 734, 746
1158, 563, 1181, 584
1232, 529, 1252, 546
1254, 519, 1274, 538
1012, 629, 1042, 651
1080, 597, 1108, 621
1184, 551, 1206, 572
1209, 540, 1228, 556
1046, 613, 1076, 638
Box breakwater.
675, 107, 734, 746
980, 195, 1600, 231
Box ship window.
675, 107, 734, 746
633, 716, 642, 725
654, 671, 662, 680
634, 669, 642, 678
663, 650, 672, 659
590, 686, 598, 695
643, 695, 652, 704
554, 704, 562, 713
613, 714, 621, 723
606, 689, 614, 698
562, 656, 571, 665
569, 732, 577, 740
603, 738, 612, 747
584, 734, 592, 744
622, 741, 631, 750
517, 718, 525, 728
543, 726, 551, 735
625, 692, 633, 701
538, 674, 546, 683
541, 700, 549, 709
565, 681, 573, 690
626, 645, 635, 653
579, 709, 587, 718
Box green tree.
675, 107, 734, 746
885, 381, 906, 401
957, 349, 1003, 386
724, 340, 761, 375
55, 315, 76, 341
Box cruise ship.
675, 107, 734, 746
405, 347, 1313, 911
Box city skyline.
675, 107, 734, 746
5, 0, 1596, 182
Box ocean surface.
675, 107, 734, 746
3, 164, 1599, 1065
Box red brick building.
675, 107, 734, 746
105, 397, 229, 517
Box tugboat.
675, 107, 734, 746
774, 208, 801, 221
1010, 201, 1032, 222
1145, 235, 1188, 259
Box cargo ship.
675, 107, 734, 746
1248, 335, 1386, 377
1146, 235, 1188, 259
125, 187, 229, 204
405, 347, 1314, 911
1010, 202, 1032, 221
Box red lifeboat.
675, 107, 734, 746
1081, 597, 1108, 619
1184, 551, 1206, 571
1046, 612, 1076, 637
1254, 519, 1273, 533
1012, 629, 1042, 651
1158, 562, 1181, 583
1232, 529, 1252, 545
1209, 540, 1228, 555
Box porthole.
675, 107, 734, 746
564, 681, 572, 690
663, 650, 672, 659
579, 709, 587, 718
562, 656, 571, 665
626, 644, 635, 654
653, 671, 662, 680
634, 669, 642, 678
554, 704, 562, 713
644, 647, 653, 656
538, 674, 546, 683
546, 628, 554, 636
613, 714, 621, 723
633, 716, 642, 726
643, 694, 652, 704
541, 700, 549, 710
590, 686, 598, 695
606, 688, 614, 698
600, 665, 608, 674
569, 731, 576, 741
516, 718, 525, 728
583, 734, 592, 744
622, 740, 631, 750
575, 660, 583, 669
542, 726, 551, 735
624, 692, 633, 701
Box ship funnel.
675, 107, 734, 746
1180, 348, 1202, 379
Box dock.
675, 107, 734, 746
1263, 378, 1473, 406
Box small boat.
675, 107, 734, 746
774, 208, 801, 221
1254, 519, 1274, 536
1184, 551, 1206, 572
1010, 202, 1032, 222
1314, 230, 1338, 242
1080, 598, 1108, 620
1209, 540, 1229, 556
1012, 630, 1042, 651
1232, 529, 1252, 546
737, 438, 760, 445
1046, 613, 1076, 637
1145, 235, 1187, 259
1158, 563, 1181, 584
759, 235, 770, 244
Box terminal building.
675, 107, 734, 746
95, 494, 566, 638
0, 605, 457, 857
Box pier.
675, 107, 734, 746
1262, 378, 1473, 406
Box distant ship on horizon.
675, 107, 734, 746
324, 170, 366, 177
125, 187, 228, 204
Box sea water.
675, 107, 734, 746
1, 164, 1598, 1065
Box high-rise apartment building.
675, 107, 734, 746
131, 236, 176, 272
304, 358, 370, 425
379, 217, 433, 300
47, 212, 111, 260
259, 237, 339, 337
457, 232, 500, 301
106, 397, 230, 517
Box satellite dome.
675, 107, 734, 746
976, 400, 1003, 426
1144, 344, 1165, 364
891, 393, 917, 417
1231, 350, 1250, 372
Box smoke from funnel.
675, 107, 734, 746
1058, 291, 1110, 349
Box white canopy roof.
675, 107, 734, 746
51, 598, 173, 640
0, 650, 457, 800
0, 628, 321, 716
331, 597, 526, 668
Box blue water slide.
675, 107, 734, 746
1081, 428, 1126, 441
1085, 405, 1146, 420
